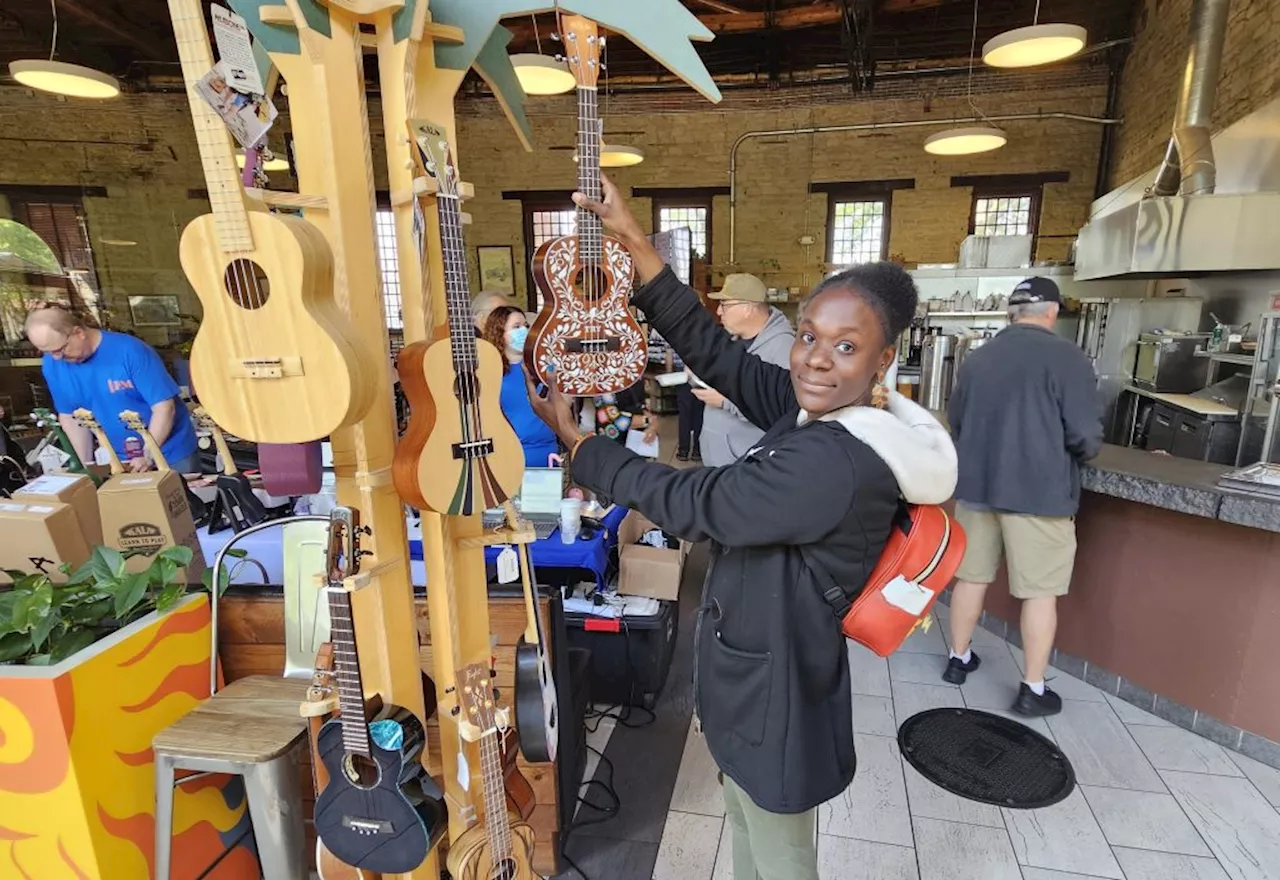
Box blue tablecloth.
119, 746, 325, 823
409, 505, 629, 589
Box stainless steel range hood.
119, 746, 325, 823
1074, 191, 1280, 279
1075, 0, 1280, 280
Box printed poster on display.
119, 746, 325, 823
210, 4, 264, 95
194, 61, 277, 150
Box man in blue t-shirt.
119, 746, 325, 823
26, 306, 199, 474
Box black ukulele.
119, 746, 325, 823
312, 506, 445, 874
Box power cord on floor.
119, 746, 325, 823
560, 744, 622, 880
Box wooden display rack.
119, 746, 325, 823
171, 1, 722, 875
205, 0, 545, 876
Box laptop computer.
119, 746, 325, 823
484, 468, 565, 538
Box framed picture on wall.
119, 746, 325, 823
477, 245, 515, 295
127, 294, 183, 327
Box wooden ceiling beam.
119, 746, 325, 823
683, 0, 748, 13
55, 0, 167, 61
699, 4, 844, 34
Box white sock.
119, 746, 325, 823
950, 649, 972, 664
1025, 680, 1046, 696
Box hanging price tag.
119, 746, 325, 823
496, 546, 519, 584
456, 730, 471, 792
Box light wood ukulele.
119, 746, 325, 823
392, 119, 523, 516
167, 0, 373, 444
446, 663, 537, 880
71, 409, 124, 475
525, 14, 647, 397
188, 405, 267, 532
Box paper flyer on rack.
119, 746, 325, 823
194, 61, 277, 149
210, 4, 264, 95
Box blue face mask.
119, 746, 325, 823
507, 326, 529, 351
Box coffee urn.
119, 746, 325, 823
920, 333, 956, 412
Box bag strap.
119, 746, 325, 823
801, 500, 912, 622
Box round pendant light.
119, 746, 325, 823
982, 23, 1087, 68
9, 60, 120, 99
511, 54, 576, 96
600, 144, 645, 167
235, 153, 291, 173
924, 126, 1008, 156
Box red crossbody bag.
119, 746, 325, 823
807, 503, 967, 658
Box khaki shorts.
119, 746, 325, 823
954, 503, 1077, 599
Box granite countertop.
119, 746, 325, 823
1081, 445, 1280, 534
929, 408, 1280, 534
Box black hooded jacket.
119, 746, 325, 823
571, 267, 923, 812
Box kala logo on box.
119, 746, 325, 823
119, 522, 166, 556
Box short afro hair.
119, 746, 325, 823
802, 263, 919, 346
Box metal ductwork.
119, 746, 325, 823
1150, 0, 1231, 197
1074, 0, 1280, 280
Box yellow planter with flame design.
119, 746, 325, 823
0, 594, 258, 879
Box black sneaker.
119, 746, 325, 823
1012, 683, 1063, 717
942, 652, 981, 684
676, 450, 691, 461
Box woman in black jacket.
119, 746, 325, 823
527, 178, 957, 880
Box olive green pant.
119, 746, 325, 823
722, 775, 820, 880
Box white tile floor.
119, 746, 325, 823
653, 604, 1280, 880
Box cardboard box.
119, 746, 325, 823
616, 511, 689, 602
14, 473, 103, 546
0, 499, 92, 583
97, 470, 207, 583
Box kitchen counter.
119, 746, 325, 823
1081, 444, 1280, 533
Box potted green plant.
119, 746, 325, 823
0, 545, 194, 666
0, 544, 260, 878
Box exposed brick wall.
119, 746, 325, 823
0, 73, 1109, 325
455, 83, 1108, 306
1109, 0, 1280, 188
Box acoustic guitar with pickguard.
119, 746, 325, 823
392, 119, 523, 516
311, 507, 446, 874
168, 0, 374, 444
524, 14, 648, 397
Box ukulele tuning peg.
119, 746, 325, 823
555, 54, 565, 63
451, 706, 460, 716
599, 36, 607, 47
359, 525, 373, 536
550, 32, 560, 41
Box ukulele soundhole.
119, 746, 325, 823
223, 258, 271, 310
489, 858, 518, 880
341, 753, 380, 790
571, 264, 611, 302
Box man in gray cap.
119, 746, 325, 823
692, 273, 795, 466
943, 276, 1102, 716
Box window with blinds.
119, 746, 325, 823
9, 197, 101, 319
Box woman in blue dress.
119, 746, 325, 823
482, 305, 560, 468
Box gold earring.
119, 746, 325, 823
871, 373, 889, 409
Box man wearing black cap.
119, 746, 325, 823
941, 276, 1102, 716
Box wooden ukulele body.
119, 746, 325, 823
393, 336, 523, 516
526, 234, 646, 397
181, 210, 374, 443
444, 818, 538, 880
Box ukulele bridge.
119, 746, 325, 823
452, 439, 495, 460
342, 816, 394, 836
229, 357, 304, 380
565, 337, 623, 354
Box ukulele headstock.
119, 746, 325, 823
325, 506, 370, 586
560, 14, 603, 89
71, 408, 102, 432
455, 663, 501, 741
118, 410, 147, 434
188, 405, 217, 432
408, 118, 459, 200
